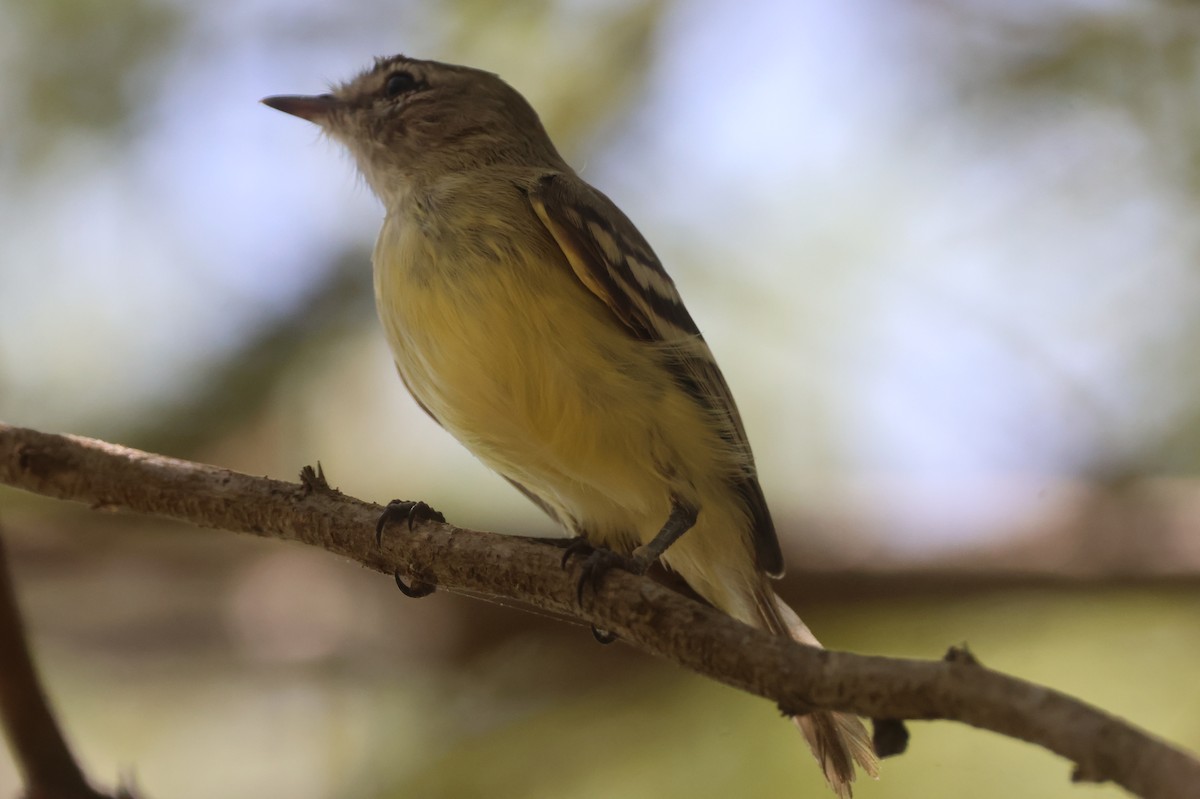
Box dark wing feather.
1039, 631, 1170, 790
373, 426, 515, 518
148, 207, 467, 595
526, 172, 784, 577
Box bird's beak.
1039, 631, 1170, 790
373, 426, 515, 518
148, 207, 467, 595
261, 93, 339, 124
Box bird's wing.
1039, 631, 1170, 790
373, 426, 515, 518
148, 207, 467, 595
525, 171, 783, 577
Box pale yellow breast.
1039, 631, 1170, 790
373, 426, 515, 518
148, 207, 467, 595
371, 185, 739, 549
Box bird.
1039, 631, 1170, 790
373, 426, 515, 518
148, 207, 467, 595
263, 54, 879, 796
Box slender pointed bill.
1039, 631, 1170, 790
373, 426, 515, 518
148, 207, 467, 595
261, 94, 337, 123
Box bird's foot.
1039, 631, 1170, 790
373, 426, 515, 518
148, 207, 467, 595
558, 539, 624, 642
558, 536, 593, 568
374, 499, 445, 547
563, 544, 647, 604
376, 499, 444, 599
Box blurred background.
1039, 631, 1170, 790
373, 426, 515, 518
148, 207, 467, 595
2, 0, 1199, 797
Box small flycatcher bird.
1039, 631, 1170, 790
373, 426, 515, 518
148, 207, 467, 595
264, 55, 878, 796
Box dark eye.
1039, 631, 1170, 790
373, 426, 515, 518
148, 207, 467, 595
384, 71, 422, 97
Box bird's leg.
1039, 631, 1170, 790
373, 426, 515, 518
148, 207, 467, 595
566, 497, 698, 604
629, 497, 698, 572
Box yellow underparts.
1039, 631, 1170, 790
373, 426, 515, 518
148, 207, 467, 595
373, 195, 760, 616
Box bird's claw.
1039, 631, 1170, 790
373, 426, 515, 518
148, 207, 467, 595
559, 536, 594, 569
376, 500, 443, 598
570, 546, 643, 605
558, 541, 622, 642
591, 625, 617, 644
394, 570, 436, 599
375, 499, 445, 547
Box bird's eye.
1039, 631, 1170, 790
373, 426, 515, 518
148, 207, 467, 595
384, 71, 422, 97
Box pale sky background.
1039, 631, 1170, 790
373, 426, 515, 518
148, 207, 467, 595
2, 0, 1197, 558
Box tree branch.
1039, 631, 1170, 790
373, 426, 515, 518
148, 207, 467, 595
0, 422, 1197, 799
0, 525, 127, 799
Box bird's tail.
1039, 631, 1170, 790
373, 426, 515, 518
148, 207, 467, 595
750, 583, 879, 798
659, 516, 878, 795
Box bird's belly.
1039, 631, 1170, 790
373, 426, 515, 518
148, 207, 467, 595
374, 250, 719, 544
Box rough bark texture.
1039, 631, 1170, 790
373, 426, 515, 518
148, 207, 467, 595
1, 422, 1198, 799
